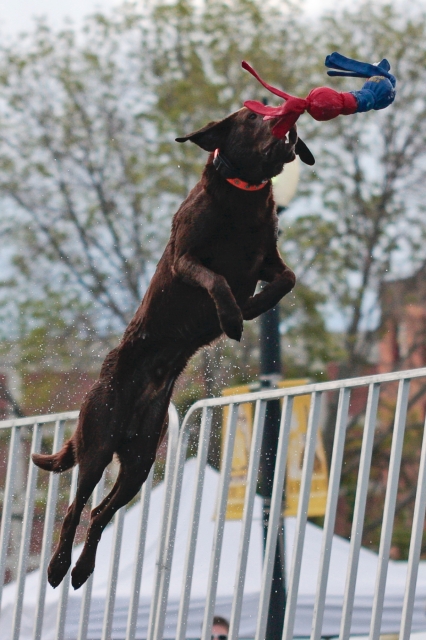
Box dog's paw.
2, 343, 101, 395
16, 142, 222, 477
47, 551, 72, 588
241, 297, 258, 321
219, 308, 243, 341
71, 556, 95, 590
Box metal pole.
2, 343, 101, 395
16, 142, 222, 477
259, 301, 286, 640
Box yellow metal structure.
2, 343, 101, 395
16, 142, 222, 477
277, 380, 328, 517
221, 381, 328, 519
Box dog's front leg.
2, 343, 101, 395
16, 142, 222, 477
174, 253, 243, 341
241, 248, 296, 320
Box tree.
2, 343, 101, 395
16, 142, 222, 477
3, 1, 426, 391
0, 9, 171, 339
0, 0, 319, 413
0, 0, 305, 358
280, 2, 426, 380
1, 0, 426, 554
279, 2, 426, 555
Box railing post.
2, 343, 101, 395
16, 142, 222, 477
175, 406, 213, 640
0, 423, 21, 609
11, 422, 43, 640
229, 399, 267, 640
33, 420, 65, 640
369, 379, 410, 640
56, 465, 79, 640
256, 397, 294, 640
201, 404, 239, 640
77, 474, 106, 640
282, 391, 323, 640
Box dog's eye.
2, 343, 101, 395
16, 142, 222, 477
248, 113, 257, 120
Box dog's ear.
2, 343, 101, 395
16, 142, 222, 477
295, 137, 315, 166
175, 116, 233, 151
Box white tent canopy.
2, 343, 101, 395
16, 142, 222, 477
2, 459, 426, 639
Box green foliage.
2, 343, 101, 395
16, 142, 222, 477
0, 8, 172, 336
0, 0, 302, 349
290, 3, 426, 375
1, 0, 426, 390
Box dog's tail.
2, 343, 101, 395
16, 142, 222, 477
32, 439, 76, 473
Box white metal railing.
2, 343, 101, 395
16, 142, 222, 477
0, 404, 180, 640
1, 368, 426, 639
152, 367, 426, 640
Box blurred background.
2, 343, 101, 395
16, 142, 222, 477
1, 0, 426, 565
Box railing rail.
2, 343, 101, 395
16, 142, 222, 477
2, 367, 426, 639
0, 404, 179, 640
156, 366, 426, 640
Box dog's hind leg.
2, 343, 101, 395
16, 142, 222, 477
70, 381, 174, 590
70, 456, 153, 589
47, 450, 113, 588
88, 412, 168, 523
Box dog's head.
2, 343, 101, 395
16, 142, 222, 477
176, 107, 314, 185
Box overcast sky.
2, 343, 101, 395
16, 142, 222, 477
0, 0, 339, 36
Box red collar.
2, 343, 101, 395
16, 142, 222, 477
226, 176, 269, 191
213, 149, 269, 191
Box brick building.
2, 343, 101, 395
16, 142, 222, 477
379, 264, 426, 374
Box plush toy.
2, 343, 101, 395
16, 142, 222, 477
242, 52, 396, 139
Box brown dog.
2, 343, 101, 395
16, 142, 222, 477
32, 107, 314, 589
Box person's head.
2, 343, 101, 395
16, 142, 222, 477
211, 615, 229, 640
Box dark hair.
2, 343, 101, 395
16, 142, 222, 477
212, 616, 229, 631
